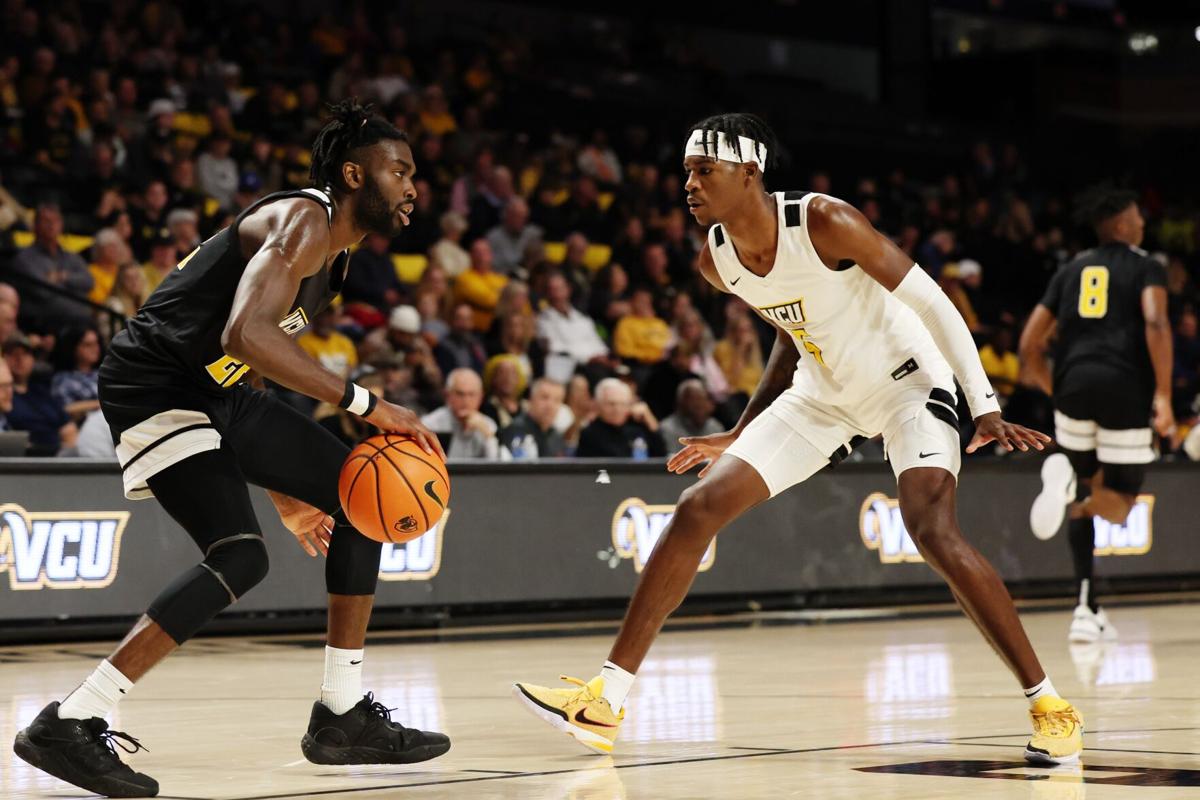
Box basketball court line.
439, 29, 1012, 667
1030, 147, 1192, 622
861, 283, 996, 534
211, 725, 1200, 800
931, 741, 1200, 757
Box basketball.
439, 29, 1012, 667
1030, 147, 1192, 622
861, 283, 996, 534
338, 434, 451, 544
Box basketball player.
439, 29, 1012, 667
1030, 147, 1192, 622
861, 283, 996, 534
14, 102, 450, 798
1020, 186, 1173, 643
514, 113, 1083, 765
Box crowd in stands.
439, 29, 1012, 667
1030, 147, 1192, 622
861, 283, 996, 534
1, 1, 1199, 461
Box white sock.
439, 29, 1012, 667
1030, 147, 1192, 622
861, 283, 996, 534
599, 660, 636, 713
321, 646, 364, 715
58, 660, 133, 720
1023, 676, 1059, 707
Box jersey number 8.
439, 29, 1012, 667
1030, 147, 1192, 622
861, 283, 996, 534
1078, 266, 1109, 319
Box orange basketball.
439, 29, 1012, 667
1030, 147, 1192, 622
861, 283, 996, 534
338, 434, 450, 544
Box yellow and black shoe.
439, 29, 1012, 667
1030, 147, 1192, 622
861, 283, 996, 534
513, 676, 624, 754
1025, 696, 1084, 765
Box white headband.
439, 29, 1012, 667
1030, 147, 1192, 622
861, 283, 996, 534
684, 129, 767, 173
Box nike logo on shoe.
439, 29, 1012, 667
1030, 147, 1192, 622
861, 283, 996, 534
985, 391, 996, 398
573, 708, 617, 728
350, 660, 362, 665
918, 451, 941, 459
730, 276, 741, 286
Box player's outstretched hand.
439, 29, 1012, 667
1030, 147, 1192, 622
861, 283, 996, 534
966, 411, 1051, 454
278, 500, 334, 557
667, 430, 738, 478
365, 399, 447, 460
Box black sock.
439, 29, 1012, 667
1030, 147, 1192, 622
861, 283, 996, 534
1067, 517, 1098, 612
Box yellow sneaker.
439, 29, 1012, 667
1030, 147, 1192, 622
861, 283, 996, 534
513, 675, 624, 754
1025, 696, 1084, 765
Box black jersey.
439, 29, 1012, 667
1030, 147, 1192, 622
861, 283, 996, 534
105, 189, 348, 394
1039, 242, 1166, 392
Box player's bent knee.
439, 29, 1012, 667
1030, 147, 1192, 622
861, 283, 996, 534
205, 534, 270, 598
674, 484, 733, 535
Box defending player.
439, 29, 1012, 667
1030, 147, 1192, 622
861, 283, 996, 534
13, 102, 450, 799
514, 113, 1083, 765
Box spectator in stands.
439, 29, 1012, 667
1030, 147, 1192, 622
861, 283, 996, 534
87, 228, 130, 305
0, 299, 17, 345
714, 313, 763, 411
434, 303, 487, 376
454, 239, 508, 331
196, 133, 239, 211
485, 281, 532, 348
429, 211, 471, 277
638, 243, 676, 315
978, 327, 1020, 400
141, 230, 178, 293
343, 232, 404, 315
104, 262, 150, 337
660, 379, 724, 456
643, 342, 701, 421
490, 308, 543, 382
297, 308, 357, 378
3, 333, 76, 455
482, 354, 526, 429
50, 326, 102, 423
562, 373, 594, 452
614, 286, 670, 367
421, 367, 498, 459
577, 377, 665, 458
486, 197, 543, 274
12, 204, 94, 331
673, 308, 731, 405
500, 377, 567, 458
588, 262, 632, 335
939, 261, 983, 334
75, 409, 117, 459
536, 272, 610, 372
363, 305, 443, 411
576, 129, 622, 186
559, 232, 592, 310
166, 208, 201, 257
415, 290, 450, 343
130, 180, 170, 259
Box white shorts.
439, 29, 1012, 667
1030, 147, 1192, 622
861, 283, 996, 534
725, 377, 962, 498
1053, 411, 1154, 465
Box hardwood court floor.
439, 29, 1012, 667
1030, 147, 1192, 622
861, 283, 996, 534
2, 603, 1198, 799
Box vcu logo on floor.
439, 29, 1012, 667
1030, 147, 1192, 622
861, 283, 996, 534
0, 504, 129, 590
377, 510, 447, 581
611, 498, 715, 573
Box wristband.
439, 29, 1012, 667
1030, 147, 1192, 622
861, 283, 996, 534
339, 380, 377, 417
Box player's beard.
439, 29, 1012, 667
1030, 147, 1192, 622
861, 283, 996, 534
355, 173, 403, 237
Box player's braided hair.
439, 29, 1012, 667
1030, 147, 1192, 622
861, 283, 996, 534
688, 112, 780, 175
1073, 183, 1139, 228
309, 99, 408, 191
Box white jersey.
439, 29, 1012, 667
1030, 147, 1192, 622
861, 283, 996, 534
708, 191, 952, 406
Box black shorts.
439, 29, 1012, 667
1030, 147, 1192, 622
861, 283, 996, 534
99, 359, 349, 510
1053, 364, 1153, 492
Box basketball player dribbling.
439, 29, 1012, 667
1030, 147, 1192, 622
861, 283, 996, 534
515, 113, 1084, 765
13, 102, 449, 799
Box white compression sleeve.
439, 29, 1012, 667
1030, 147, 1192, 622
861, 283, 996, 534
892, 265, 1002, 419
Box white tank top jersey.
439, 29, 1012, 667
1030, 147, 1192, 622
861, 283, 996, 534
707, 191, 953, 406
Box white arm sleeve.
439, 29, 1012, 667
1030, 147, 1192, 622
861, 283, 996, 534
892, 265, 1002, 419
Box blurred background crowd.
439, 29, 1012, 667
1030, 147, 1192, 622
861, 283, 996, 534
1, 0, 1198, 460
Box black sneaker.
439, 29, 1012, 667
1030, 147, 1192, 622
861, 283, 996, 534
13, 702, 158, 798
301, 692, 451, 765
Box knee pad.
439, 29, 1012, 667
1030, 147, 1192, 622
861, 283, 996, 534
326, 510, 382, 595
147, 534, 268, 644
1099, 463, 1145, 497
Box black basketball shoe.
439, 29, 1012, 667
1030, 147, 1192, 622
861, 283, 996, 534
13, 702, 158, 798
301, 692, 451, 765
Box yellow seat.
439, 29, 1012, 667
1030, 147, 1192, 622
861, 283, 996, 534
11, 231, 93, 253
543, 241, 566, 264
597, 192, 615, 212
204, 197, 222, 218
172, 112, 212, 138
583, 244, 611, 271
392, 253, 428, 284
